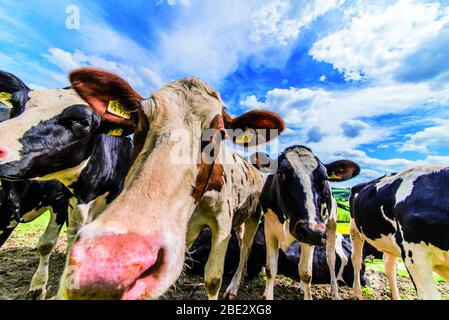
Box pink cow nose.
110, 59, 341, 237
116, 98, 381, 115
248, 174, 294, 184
65, 234, 162, 300
0, 148, 8, 161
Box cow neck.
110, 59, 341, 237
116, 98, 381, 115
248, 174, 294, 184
130, 108, 149, 166
68, 133, 133, 205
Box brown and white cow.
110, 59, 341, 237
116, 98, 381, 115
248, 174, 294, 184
55, 70, 285, 300
0, 68, 285, 299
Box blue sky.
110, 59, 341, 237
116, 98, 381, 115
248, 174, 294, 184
1, 0, 449, 187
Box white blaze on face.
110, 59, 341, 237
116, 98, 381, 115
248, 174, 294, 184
285, 149, 320, 226
0, 89, 86, 163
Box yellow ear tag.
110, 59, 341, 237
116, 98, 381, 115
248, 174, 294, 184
329, 172, 339, 180
108, 128, 124, 137
235, 129, 254, 144
107, 100, 131, 119
0, 92, 13, 109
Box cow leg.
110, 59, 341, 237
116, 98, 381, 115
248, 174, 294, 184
404, 248, 440, 300
0, 223, 17, 248
27, 209, 61, 300
224, 215, 259, 300
299, 243, 314, 300
263, 220, 279, 300
326, 219, 341, 300
350, 219, 365, 300
66, 201, 88, 253
204, 221, 231, 300
383, 253, 400, 300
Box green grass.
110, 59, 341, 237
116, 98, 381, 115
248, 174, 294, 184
14, 211, 66, 235
365, 259, 445, 283
337, 222, 350, 235
332, 188, 351, 223
362, 287, 376, 299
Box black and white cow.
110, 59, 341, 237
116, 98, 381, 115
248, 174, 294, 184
350, 166, 449, 300
0, 71, 73, 299
0, 70, 141, 298
254, 146, 360, 299
188, 227, 368, 289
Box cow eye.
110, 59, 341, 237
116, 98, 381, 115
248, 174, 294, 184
59, 117, 90, 130
76, 119, 90, 127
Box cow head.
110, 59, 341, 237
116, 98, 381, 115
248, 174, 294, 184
0, 69, 143, 183
255, 146, 359, 246
58, 70, 285, 300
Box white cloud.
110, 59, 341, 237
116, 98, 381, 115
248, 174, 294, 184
425, 155, 449, 164
240, 81, 447, 154
309, 0, 449, 81
400, 120, 449, 153
155, 0, 343, 85
43, 48, 163, 96
250, 0, 345, 46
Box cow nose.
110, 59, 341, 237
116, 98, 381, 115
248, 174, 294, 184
64, 234, 162, 300
294, 221, 327, 246
0, 147, 8, 161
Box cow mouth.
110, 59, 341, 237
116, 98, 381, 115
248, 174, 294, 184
65, 247, 167, 300
120, 249, 165, 300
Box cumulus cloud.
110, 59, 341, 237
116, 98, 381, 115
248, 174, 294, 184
240, 81, 447, 155
43, 48, 163, 95
250, 0, 345, 46
396, 28, 449, 85
341, 120, 369, 138
400, 120, 449, 153
155, 0, 343, 84
309, 0, 449, 81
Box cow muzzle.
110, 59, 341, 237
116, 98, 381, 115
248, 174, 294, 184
61, 234, 165, 300
0, 147, 8, 161
293, 220, 327, 246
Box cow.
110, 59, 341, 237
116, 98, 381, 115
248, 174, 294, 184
0, 70, 141, 298
0, 71, 73, 299
350, 166, 449, 300
253, 146, 360, 300
7, 69, 289, 300
0, 70, 137, 244
188, 227, 368, 289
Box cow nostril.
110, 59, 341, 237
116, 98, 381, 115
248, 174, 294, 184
0, 148, 7, 160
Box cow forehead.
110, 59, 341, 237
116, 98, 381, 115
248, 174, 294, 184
16, 89, 87, 125
284, 148, 320, 173
27, 88, 86, 111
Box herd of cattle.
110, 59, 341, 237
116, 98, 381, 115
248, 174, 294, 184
0, 68, 448, 300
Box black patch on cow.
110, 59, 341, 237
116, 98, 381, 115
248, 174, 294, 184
69, 134, 133, 205
0, 105, 102, 179
395, 168, 449, 251
186, 226, 368, 286
0, 70, 30, 93
0, 88, 71, 249
351, 177, 402, 240
0, 180, 70, 248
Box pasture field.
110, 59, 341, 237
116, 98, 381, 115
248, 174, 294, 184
1, 212, 448, 300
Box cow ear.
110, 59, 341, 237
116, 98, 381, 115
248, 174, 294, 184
224, 110, 285, 146
0, 70, 30, 94
70, 68, 143, 127
250, 152, 278, 174
325, 160, 360, 182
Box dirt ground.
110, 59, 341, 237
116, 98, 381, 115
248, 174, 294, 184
1, 231, 448, 300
